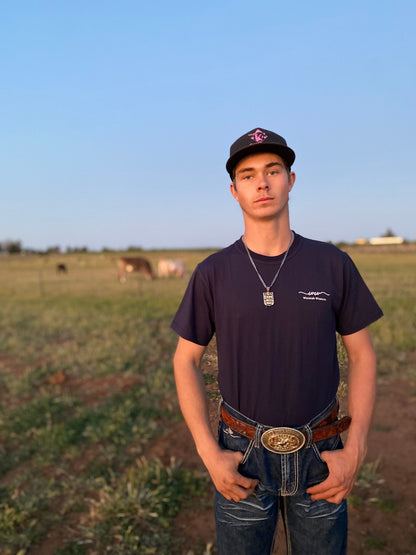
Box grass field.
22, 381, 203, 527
0, 247, 415, 554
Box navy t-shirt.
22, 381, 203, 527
171, 233, 383, 427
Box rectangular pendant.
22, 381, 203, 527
263, 291, 274, 306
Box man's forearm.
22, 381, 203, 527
343, 329, 377, 464
173, 338, 259, 501
307, 328, 377, 503
173, 345, 220, 460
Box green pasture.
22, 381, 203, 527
0, 248, 414, 553
345, 249, 416, 380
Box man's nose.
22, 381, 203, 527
257, 173, 269, 190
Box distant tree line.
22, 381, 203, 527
1, 232, 411, 255
0, 239, 23, 254
0, 239, 144, 255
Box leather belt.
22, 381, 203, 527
220, 402, 351, 454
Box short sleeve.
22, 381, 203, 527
336, 254, 383, 335
171, 264, 215, 346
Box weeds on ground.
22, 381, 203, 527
83, 457, 207, 554
364, 535, 388, 550
0, 252, 212, 552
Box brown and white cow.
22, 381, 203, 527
157, 258, 189, 279
117, 257, 154, 282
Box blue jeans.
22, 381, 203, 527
215, 400, 347, 555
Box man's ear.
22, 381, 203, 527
230, 182, 239, 201
288, 172, 296, 192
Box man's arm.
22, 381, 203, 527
173, 336, 258, 502
307, 326, 377, 504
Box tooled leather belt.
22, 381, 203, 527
220, 402, 351, 454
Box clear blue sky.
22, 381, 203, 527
1, 1, 415, 251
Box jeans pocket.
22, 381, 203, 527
311, 434, 342, 464
218, 420, 254, 465
240, 439, 255, 465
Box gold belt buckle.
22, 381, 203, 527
261, 427, 306, 454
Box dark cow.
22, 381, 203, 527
117, 257, 154, 283
56, 263, 68, 274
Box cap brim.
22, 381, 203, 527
226, 144, 295, 178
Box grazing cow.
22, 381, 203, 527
117, 256, 154, 283
157, 258, 189, 279
56, 263, 68, 274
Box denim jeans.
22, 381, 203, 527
215, 400, 347, 555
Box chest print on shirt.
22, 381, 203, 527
298, 290, 331, 302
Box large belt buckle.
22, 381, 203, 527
261, 427, 306, 454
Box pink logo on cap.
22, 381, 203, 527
248, 129, 268, 143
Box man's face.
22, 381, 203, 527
230, 152, 295, 222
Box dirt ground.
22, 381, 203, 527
170, 378, 416, 554
7, 355, 415, 554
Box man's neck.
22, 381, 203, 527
243, 221, 293, 257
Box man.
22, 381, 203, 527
171, 128, 383, 554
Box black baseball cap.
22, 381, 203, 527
226, 128, 296, 179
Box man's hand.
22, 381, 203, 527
204, 448, 258, 502
306, 447, 363, 504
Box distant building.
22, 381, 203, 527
369, 236, 404, 245
354, 236, 405, 246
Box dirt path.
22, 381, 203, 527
347, 379, 416, 555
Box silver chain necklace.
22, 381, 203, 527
242, 231, 294, 307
